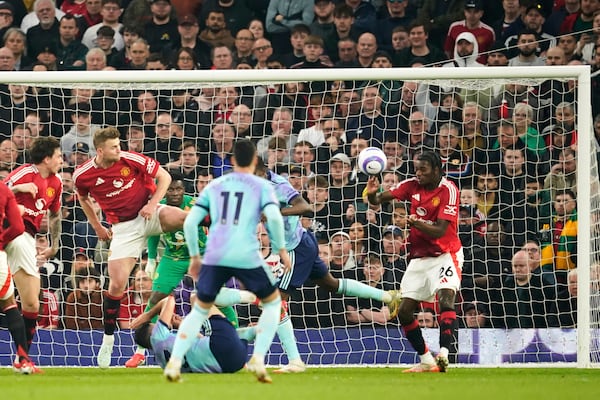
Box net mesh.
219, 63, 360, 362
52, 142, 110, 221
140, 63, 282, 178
0, 67, 597, 367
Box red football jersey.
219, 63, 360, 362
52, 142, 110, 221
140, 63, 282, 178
3, 165, 62, 236
38, 289, 60, 329
73, 151, 159, 224
390, 177, 462, 259
0, 182, 25, 249
118, 291, 145, 324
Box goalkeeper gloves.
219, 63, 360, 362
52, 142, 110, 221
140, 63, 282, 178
145, 258, 157, 280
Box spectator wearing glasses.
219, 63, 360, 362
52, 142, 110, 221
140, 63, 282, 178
145, 112, 182, 165
229, 104, 256, 140
232, 28, 255, 66
252, 37, 272, 69
0, 2, 15, 40
162, 14, 211, 69
404, 110, 433, 161
81, 0, 124, 51
171, 47, 198, 70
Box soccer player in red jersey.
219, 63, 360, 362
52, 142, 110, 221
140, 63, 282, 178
72, 127, 187, 368
0, 181, 43, 374
3, 137, 63, 354
366, 151, 463, 373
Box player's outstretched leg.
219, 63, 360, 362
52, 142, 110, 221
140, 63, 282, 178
330, 277, 402, 317
273, 301, 306, 374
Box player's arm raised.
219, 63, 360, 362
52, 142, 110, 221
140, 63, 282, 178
280, 194, 312, 217
140, 166, 172, 219
365, 176, 395, 205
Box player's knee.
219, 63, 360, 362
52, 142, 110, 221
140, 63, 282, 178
437, 290, 456, 309
260, 290, 281, 305
316, 275, 338, 292
21, 298, 39, 312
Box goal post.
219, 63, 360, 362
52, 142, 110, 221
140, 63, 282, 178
0, 65, 596, 368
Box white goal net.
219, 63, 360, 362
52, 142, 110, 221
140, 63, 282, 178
0, 66, 597, 368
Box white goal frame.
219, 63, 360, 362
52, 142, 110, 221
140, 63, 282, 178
0, 65, 594, 368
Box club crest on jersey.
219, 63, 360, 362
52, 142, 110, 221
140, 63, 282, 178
432, 196, 440, 206
113, 179, 124, 188
416, 207, 427, 217
46, 187, 55, 198
120, 167, 131, 177
35, 198, 46, 210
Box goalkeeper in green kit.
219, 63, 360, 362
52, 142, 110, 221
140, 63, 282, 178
125, 171, 255, 368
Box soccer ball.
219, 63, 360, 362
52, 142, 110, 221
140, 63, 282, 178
357, 147, 387, 175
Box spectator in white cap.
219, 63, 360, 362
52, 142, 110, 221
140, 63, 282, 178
442, 31, 484, 68
329, 230, 358, 275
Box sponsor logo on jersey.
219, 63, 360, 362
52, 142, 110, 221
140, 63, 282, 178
106, 178, 136, 197
95, 177, 105, 186
113, 179, 124, 188
412, 193, 420, 202
120, 167, 131, 177
35, 198, 47, 210
23, 207, 47, 217
444, 205, 457, 216
416, 206, 427, 217
46, 187, 55, 198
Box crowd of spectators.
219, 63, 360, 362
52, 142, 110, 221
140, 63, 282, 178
1, 0, 600, 332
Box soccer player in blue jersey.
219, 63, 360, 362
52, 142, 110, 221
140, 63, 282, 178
164, 139, 290, 384
133, 296, 256, 374
254, 160, 402, 373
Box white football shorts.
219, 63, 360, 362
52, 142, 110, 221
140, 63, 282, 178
400, 248, 464, 302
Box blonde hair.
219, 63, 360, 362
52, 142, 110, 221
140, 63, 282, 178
93, 126, 120, 148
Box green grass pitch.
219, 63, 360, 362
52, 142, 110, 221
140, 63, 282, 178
2, 367, 598, 400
